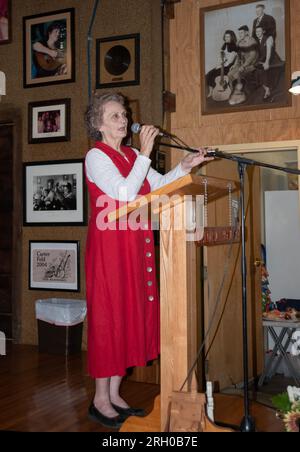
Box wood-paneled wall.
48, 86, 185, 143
168, 0, 300, 158
167, 0, 300, 388
0, 0, 163, 351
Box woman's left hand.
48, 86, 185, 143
181, 148, 214, 173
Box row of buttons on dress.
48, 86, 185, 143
145, 237, 154, 301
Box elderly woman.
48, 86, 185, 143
84, 92, 213, 429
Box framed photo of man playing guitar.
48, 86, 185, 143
23, 8, 75, 88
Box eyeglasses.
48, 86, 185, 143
109, 111, 128, 122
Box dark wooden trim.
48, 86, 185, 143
0, 108, 23, 342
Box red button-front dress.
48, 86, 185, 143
85, 141, 160, 378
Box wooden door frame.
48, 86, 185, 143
0, 107, 23, 343
216, 139, 300, 206
201, 139, 299, 388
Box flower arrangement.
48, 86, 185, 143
272, 387, 300, 432
261, 263, 272, 313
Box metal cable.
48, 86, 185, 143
87, 0, 100, 102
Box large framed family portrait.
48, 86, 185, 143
23, 8, 75, 88
200, 0, 291, 115
23, 159, 85, 226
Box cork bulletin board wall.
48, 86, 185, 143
0, 0, 163, 348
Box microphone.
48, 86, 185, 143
131, 122, 170, 138
131, 122, 220, 156
205, 148, 220, 157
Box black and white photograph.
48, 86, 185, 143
29, 240, 80, 291
200, 0, 291, 114
28, 98, 70, 143
23, 160, 85, 226
32, 173, 76, 211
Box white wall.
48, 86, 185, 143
264, 191, 300, 369
265, 190, 300, 301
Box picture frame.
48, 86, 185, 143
29, 240, 80, 291
200, 0, 291, 115
96, 33, 140, 89
0, 0, 11, 44
28, 98, 71, 144
23, 159, 86, 226
23, 8, 75, 88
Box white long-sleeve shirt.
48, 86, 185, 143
85, 147, 190, 201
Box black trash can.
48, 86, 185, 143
35, 298, 87, 355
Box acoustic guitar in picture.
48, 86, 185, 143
212, 51, 232, 102
34, 49, 65, 73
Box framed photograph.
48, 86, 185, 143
28, 98, 70, 144
0, 0, 11, 44
96, 33, 140, 89
200, 0, 291, 114
29, 240, 80, 291
23, 8, 75, 88
23, 159, 85, 226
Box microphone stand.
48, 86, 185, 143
158, 140, 300, 432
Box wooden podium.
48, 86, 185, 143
109, 173, 238, 431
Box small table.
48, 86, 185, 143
258, 319, 300, 387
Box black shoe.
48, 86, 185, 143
111, 403, 146, 417
88, 403, 125, 429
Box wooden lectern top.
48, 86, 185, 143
108, 173, 239, 222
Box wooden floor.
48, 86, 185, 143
0, 345, 284, 432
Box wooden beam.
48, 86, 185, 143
163, 0, 181, 20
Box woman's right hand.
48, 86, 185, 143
139, 125, 160, 158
